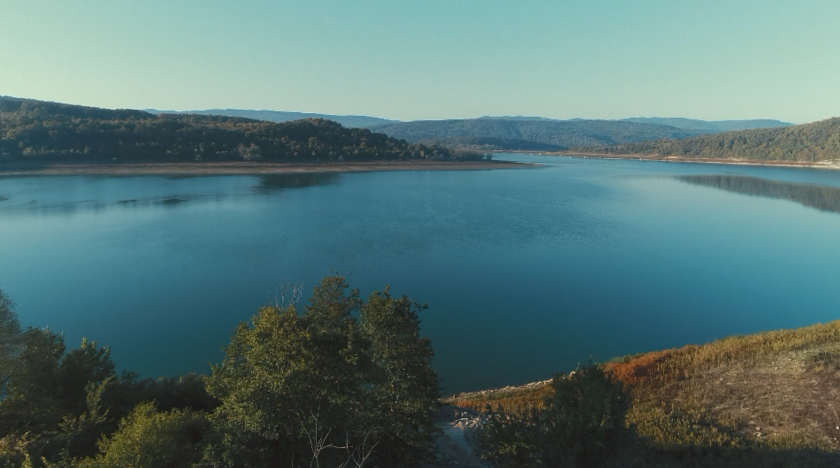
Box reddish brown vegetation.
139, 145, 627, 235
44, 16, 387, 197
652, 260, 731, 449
604, 349, 675, 388
445, 381, 553, 416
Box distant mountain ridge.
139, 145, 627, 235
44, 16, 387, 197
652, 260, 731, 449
8, 97, 798, 153
147, 109, 793, 143
622, 117, 792, 132
148, 109, 396, 129
586, 118, 840, 162
367, 119, 711, 151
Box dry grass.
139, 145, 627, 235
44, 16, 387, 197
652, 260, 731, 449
444, 380, 553, 416
448, 320, 840, 455
606, 320, 840, 450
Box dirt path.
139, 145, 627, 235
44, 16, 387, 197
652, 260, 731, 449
432, 407, 486, 468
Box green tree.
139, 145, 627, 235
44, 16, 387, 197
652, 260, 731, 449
477, 364, 630, 468
359, 288, 440, 467
538, 365, 630, 468
76, 401, 209, 468
204, 280, 369, 467
0, 328, 67, 436
0, 330, 116, 465
203, 276, 440, 468
475, 410, 537, 468
0, 288, 21, 398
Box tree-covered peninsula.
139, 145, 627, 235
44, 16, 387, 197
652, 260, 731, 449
0, 97, 481, 163
582, 117, 840, 163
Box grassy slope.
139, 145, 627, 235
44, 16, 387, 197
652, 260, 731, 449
448, 320, 840, 456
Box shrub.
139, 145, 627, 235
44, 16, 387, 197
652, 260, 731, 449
477, 364, 631, 468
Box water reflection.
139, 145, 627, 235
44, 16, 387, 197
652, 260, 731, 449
0, 173, 341, 217
676, 175, 840, 214
0, 193, 224, 217
252, 173, 339, 194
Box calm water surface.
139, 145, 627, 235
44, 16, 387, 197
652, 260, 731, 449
2, 154, 840, 393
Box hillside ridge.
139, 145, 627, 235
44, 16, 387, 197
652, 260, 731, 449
0, 96, 476, 163
148, 108, 397, 129
368, 118, 711, 151
585, 117, 840, 162
623, 116, 792, 132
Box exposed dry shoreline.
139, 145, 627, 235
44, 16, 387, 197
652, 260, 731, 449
499, 150, 840, 170
0, 160, 530, 176
569, 153, 840, 169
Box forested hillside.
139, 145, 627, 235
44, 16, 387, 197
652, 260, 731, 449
151, 109, 396, 128
587, 118, 840, 162
622, 117, 792, 132
0, 97, 473, 162
369, 118, 709, 150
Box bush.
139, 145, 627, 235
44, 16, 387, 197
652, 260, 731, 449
538, 366, 630, 467
477, 364, 631, 468
76, 402, 209, 468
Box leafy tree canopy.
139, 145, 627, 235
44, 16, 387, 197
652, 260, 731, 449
476, 364, 630, 468
205, 276, 440, 468
0, 289, 20, 398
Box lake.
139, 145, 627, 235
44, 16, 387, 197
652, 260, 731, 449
2, 154, 840, 393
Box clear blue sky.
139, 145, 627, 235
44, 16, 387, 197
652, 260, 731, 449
2, 0, 839, 123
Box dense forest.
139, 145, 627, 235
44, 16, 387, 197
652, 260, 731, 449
585, 118, 840, 162
0, 97, 480, 163
368, 118, 710, 150
621, 117, 792, 133
148, 111, 791, 137
152, 109, 395, 129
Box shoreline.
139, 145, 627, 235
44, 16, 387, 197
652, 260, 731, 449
0, 160, 531, 176
491, 150, 840, 171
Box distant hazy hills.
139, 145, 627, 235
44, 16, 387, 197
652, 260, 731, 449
148, 109, 395, 129
589, 118, 840, 162
160, 109, 794, 152
6, 97, 805, 158
622, 117, 792, 133
367, 119, 710, 151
